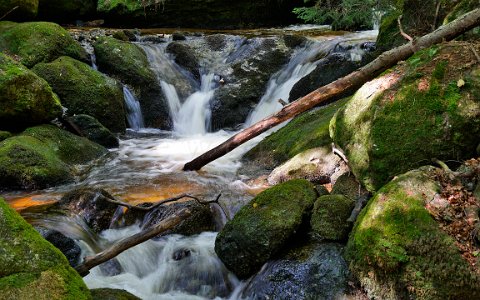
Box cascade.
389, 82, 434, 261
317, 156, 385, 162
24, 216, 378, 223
123, 85, 145, 130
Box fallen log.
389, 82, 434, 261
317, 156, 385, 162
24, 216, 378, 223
183, 8, 480, 171
75, 208, 191, 276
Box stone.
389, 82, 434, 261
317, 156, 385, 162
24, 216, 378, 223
67, 114, 119, 148
310, 195, 355, 241
35, 227, 81, 267
91, 288, 140, 300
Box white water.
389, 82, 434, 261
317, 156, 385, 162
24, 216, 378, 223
123, 86, 145, 130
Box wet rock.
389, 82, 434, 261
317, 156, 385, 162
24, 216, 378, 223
0, 1, 38, 21
330, 42, 480, 191
99, 259, 123, 276
35, 227, 81, 267
205, 34, 227, 51
0, 197, 90, 299
140, 35, 166, 43
32, 56, 126, 133
0, 52, 62, 131
242, 242, 348, 300
94, 36, 170, 129
112, 30, 130, 41
166, 42, 200, 80
91, 288, 140, 300
283, 34, 307, 49
67, 114, 119, 148
267, 147, 344, 185
172, 32, 187, 41
310, 195, 355, 241
172, 248, 191, 261
346, 167, 480, 299
140, 199, 215, 236
55, 188, 118, 233
0, 22, 89, 68
215, 179, 317, 278
0, 125, 107, 190
211, 37, 291, 130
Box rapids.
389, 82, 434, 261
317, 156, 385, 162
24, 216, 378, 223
4, 28, 377, 299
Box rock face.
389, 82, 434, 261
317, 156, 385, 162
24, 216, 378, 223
0, 197, 90, 299
0, 125, 107, 190
94, 37, 170, 128
37, 0, 97, 22
67, 114, 119, 148
345, 168, 480, 299
215, 179, 317, 278
32, 56, 126, 133
0, 22, 89, 68
55, 188, 119, 233
244, 98, 348, 171
242, 242, 349, 300
0, 0, 38, 21
310, 195, 354, 241
211, 37, 291, 130
0, 52, 62, 131
97, 0, 303, 29
331, 42, 480, 191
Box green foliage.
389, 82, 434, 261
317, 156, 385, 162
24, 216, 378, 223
293, 0, 394, 30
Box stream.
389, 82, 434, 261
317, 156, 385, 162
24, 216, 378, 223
4, 27, 377, 299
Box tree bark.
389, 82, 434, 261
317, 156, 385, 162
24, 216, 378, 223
75, 208, 191, 276
183, 8, 480, 171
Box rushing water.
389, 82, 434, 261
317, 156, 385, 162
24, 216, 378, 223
6, 28, 377, 299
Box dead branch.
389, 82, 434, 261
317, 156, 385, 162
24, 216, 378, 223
0, 6, 18, 21
332, 143, 349, 164
397, 15, 414, 41
183, 8, 480, 171
470, 45, 480, 63
75, 208, 191, 276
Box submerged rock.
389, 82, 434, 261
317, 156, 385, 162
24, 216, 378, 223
215, 179, 317, 278
32, 56, 126, 133
0, 197, 90, 299
331, 42, 480, 191
242, 242, 348, 300
0, 22, 89, 68
67, 114, 119, 148
0, 52, 62, 131
346, 167, 480, 299
166, 41, 200, 80
0, 125, 107, 190
94, 36, 170, 128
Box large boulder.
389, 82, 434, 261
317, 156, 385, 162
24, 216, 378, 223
32, 56, 126, 133
215, 179, 317, 278
242, 242, 349, 300
0, 22, 89, 68
211, 37, 291, 130
330, 42, 480, 191
0, 0, 38, 21
345, 167, 480, 299
0, 197, 90, 299
37, 0, 97, 22
244, 98, 348, 171
0, 125, 107, 190
0, 52, 62, 131
94, 37, 170, 128
96, 0, 303, 29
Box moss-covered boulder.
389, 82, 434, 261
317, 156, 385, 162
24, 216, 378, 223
32, 56, 126, 133
0, 52, 62, 131
331, 42, 480, 191
215, 179, 317, 278
310, 195, 355, 241
244, 98, 348, 171
345, 168, 480, 299
68, 114, 119, 148
0, 125, 107, 190
91, 288, 140, 300
93, 37, 169, 128
0, 131, 12, 141
37, 0, 97, 22
0, 0, 38, 21
0, 22, 89, 68
0, 198, 91, 299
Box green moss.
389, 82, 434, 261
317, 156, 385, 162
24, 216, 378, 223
345, 169, 480, 299
32, 56, 126, 133
245, 98, 349, 169
0, 131, 12, 141
310, 194, 354, 241
0, 21, 17, 33
0, 0, 38, 20
97, 0, 143, 14
215, 179, 317, 278
0, 22, 88, 68
91, 288, 140, 300
0, 52, 62, 131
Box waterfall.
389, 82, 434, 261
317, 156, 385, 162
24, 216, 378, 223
123, 86, 145, 131
91, 53, 98, 71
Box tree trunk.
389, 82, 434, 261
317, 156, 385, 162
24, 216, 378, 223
75, 208, 191, 276
183, 8, 480, 171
